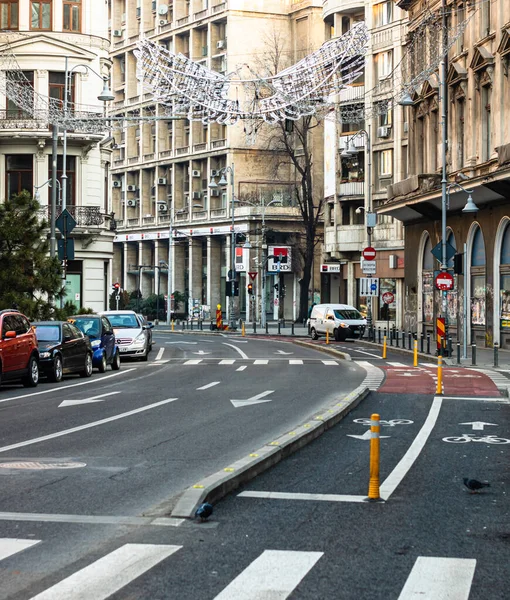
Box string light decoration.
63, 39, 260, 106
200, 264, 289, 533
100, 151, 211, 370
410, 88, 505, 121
134, 22, 369, 125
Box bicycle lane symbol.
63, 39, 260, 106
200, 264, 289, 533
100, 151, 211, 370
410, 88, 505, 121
442, 434, 510, 444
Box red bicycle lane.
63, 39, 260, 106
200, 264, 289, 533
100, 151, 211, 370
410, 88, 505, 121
377, 366, 502, 396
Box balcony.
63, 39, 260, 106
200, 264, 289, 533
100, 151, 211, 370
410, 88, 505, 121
159, 149, 173, 158
128, 156, 139, 165
211, 208, 227, 218
175, 146, 189, 155
212, 2, 226, 14
192, 210, 208, 221
176, 16, 189, 27
39, 205, 105, 228
339, 181, 364, 196
324, 224, 364, 254
339, 84, 365, 103
127, 217, 140, 226
143, 153, 155, 161
193, 142, 208, 152
0, 109, 48, 130
211, 139, 226, 149
194, 9, 208, 20
143, 215, 155, 225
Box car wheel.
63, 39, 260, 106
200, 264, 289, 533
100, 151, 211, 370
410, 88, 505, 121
98, 352, 107, 373
80, 353, 93, 378
139, 347, 149, 361
111, 349, 121, 371
22, 355, 39, 387
334, 328, 341, 342
49, 355, 63, 383
310, 328, 319, 340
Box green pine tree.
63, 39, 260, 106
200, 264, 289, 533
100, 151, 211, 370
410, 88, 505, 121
0, 190, 64, 319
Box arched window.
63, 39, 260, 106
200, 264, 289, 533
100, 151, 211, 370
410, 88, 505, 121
500, 223, 510, 330
471, 227, 486, 326
422, 235, 434, 324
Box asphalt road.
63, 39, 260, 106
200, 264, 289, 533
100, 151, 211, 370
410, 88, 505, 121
0, 332, 369, 599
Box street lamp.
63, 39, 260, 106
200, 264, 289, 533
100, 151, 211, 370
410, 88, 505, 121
209, 164, 236, 330
341, 126, 376, 340
34, 178, 62, 259
62, 57, 114, 210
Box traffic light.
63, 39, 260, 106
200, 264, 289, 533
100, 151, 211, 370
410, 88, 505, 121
247, 283, 253, 295
453, 253, 463, 275
112, 282, 120, 291
226, 281, 239, 296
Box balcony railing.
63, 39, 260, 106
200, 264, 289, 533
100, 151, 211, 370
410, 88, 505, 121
339, 181, 364, 196
176, 16, 189, 26
159, 149, 173, 158
210, 208, 226, 218
39, 205, 105, 227
212, 2, 226, 14
143, 215, 155, 224
211, 139, 226, 148
192, 210, 208, 220
128, 156, 139, 164
127, 217, 140, 226
194, 9, 208, 20
176, 146, 189, 155
143, 153, 155, 161
193, 142, 207, 152
0, 109, 48, 129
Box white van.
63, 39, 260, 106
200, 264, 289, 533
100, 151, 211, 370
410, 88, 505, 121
308, 304, 367, 341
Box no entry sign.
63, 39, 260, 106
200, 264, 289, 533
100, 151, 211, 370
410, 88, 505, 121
435, 272, 454, 290
382, 292, 394, 304
362, 246, 376, 261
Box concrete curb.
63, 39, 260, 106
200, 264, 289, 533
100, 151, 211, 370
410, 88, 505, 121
170, 385, 369, 519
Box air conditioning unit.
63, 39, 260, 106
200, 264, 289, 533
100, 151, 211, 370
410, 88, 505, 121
126, 199, 138, 207
113, 30, 123, 37
217, 40, 226, 50
126, 184, 137, 192
112, 180, 121, 188
377, 126, 390, 138
192, 191, 201, 200
210, 188, 220, 197
192, 170, 201, 177
158, 203, 168, 212
157, 177, 167, 185
159, 19, 168, 25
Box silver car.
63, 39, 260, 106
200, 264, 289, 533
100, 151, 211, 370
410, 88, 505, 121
101, 310, 151, 361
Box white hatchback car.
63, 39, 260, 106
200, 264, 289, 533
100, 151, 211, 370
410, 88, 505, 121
101, 310, 151, 361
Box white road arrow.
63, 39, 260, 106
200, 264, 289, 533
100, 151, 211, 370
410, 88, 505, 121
193, 350, 211, 355
230, 391, 274, 408
347, 429, 391, 440
393, 372, 422, 377
59, 391, 120, 408
275, 350, 293, 355
459, 421, 498, 431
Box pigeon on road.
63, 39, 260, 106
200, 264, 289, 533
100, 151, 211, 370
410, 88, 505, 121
195, 502, 213, 521
463, 478, 490, 493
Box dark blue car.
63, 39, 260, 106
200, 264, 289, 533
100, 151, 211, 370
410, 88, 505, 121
68, 315, 121, 373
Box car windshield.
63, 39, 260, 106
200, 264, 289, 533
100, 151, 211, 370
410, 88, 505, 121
105, 314, 139, 328
71, 318, 100, 339
35, 325, 61, 342
333, 309, 363, 320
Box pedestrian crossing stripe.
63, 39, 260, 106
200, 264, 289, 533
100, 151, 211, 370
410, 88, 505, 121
0, 539, 477, 600
163, 359, 341, 366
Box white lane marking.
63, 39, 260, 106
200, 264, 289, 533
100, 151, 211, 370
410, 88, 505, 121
155, 347, 165, 361
231, 391, 274, 408
59, 392, 120, 408
379, 397, 442, 500
219, 359, 235, 365
0, 512, 183, 527
0, 369, 136, 405
0, 538, 41, 560
237, 366, 247, 371
387, 362, 406, 366
149, 360, 169, 365
213, 549, 323, 600
289, 360, 304, 365
253, 360, 268, 365
165, 341, 197, 344
28, 543, 182, 600
183, 359, 202, 365
197, 381, 220, 390
441, 396, 510, 403
223, 342, 249, 359
350, 348, 382, 358
322, 360, 338, 365
238, 491, 367, 503
398, 557, 476, 600
0, 398, 178, 454
421, 362, 439, 367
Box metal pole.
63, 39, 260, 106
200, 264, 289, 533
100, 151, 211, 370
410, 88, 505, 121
50, 125, 58, 259
62, 57, 69, 211
167, 212, 173, 325
366, 126, 374, 341
463, 242, 468, 358
230, 164, 236, 330
261, 210, 267, 328
440, 0, 449, 353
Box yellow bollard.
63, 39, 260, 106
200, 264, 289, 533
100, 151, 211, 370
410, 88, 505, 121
413, 339, 418, 367
171, 320, 174, 332
436, 355, 443, 395
382, 335, 387, 359
242, 321, 245, 337
326, 329, 329, 345
367, 413, 381, 501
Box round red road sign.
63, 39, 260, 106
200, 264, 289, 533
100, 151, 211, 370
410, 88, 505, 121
435, 272, 454, 290
382, 292, 394, 304
362, 246, 376, 260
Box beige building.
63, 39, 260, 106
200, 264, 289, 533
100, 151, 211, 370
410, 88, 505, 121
321, 0, 406, 330
380, 0, 510, 348
0, 0, 115, 312
109, 0, 325, 323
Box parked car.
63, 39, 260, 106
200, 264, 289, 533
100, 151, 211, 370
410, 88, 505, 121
33, 321, 93, 382
68, 315, 121, 373
136, 313, 154, 351
100, 310, 151, 361
0, 309, 39, 388
308, 303, 367, 341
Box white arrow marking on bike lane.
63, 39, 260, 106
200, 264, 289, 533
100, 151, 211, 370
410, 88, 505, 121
230, 391, 274, 408
193, 350, 211, 355
59, 392, 120, 407
347, 429, 391, 440
459, 421, 498, 431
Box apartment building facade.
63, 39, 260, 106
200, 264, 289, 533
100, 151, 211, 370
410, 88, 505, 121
0, 0, 114, 312
321, 0, 406, 328
109, 0, 325, 322
379, 0, 510, 348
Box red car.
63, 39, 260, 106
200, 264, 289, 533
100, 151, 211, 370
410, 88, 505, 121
0, 309, 39, 387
